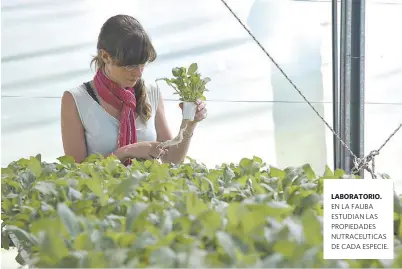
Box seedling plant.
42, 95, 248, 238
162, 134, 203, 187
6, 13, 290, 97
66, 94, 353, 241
155, 63, 211, 152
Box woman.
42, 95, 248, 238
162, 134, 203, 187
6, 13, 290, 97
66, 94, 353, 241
61, 14, 207, 165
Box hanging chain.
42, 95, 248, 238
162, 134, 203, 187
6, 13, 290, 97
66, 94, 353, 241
219, 0, 402, 177
352, 123, 402, 178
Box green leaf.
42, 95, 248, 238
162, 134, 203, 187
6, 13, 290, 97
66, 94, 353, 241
240, 210, 266, 235
126, 203, 149, 232
261, 253, 284, 267
15, 252, 26, 266
85, 172, 109, 206
301, 210, 322, 245
34, 181, 58, 196
59, 256, 80, 268
119, 233, 137, 247
323, 165, 334, 177
299, 193, 322, 213
87, 252, 108, 268
302, 164, 316, 180
202, 77, 211, 85
27, 156, 42, 178
334, 169, 345, 178
74, 233, 93, 250
2, 199, 13, 213
216, 231, 236, 260
226, 202, 241, 225
187, 63, 198, 75
269, 167, 286, 180
273, 240, 296, 258
150, 247, 177, 267
162, 213, 173, 235
85, 153, 104, 163
85, 178, 103, 197
172, 67, 181, 77
262, 201, 293, 216
6, 226, 38, 247
57, 155, 76, 165
186, 191, 208, 217
198, 210, 222, 236
1, 230, 10, 249
394, 191, 402, 215
57, 203, 81, 238
112, 176, 141, 198
30, 218, 62, 236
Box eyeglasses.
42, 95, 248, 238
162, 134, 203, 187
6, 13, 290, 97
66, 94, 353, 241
109, 57, 148, 71
122, 63, 147, 71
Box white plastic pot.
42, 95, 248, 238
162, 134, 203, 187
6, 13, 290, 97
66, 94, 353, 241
182, 101, 197, 121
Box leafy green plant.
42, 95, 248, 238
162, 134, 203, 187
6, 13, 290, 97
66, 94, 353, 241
154, 63, 211, 150
156, 63, 211, 102
2, 154, 402, 268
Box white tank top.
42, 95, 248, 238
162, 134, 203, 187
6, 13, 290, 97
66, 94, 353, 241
67, 83, 160, 157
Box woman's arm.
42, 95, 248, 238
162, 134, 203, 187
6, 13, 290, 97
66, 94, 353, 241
162, 120, 196, 164
155, 97, 196, 164
61, 91, 88, 163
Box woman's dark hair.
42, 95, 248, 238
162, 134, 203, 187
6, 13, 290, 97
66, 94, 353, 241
91, 14, 157, 122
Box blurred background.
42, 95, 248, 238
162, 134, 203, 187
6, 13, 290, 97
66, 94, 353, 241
1, 0, 402, 178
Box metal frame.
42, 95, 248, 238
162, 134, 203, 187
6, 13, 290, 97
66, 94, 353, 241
332, 0, 340, 171
334, 0, 365, 177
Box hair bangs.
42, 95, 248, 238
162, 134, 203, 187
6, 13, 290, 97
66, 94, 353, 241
115, 31, 157, 67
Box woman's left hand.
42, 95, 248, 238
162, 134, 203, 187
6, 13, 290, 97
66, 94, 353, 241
179, 100, 208, 123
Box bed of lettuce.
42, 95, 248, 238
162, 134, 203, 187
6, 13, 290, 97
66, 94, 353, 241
2, 154, 402, 268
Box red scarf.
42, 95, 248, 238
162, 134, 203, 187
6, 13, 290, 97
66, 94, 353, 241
94, 69, 137, 165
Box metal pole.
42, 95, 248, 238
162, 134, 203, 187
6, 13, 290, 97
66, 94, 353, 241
339, 0, 349, 173
332, 0, 340, 171
351, 0, 365, 177
339, 0, 365, 176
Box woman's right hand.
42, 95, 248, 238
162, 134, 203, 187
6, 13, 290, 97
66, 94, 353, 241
115, 141, 168, 161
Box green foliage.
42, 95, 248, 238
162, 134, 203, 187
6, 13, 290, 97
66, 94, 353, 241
156, 63, 211, 102
2, 154, 402, 268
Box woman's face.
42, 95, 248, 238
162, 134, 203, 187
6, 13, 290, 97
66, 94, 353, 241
100, 50, 145, 88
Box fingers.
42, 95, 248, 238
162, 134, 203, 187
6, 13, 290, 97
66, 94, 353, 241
197, 102, 206, 111
195, 107, 208, 121
197, 108, 207, 115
